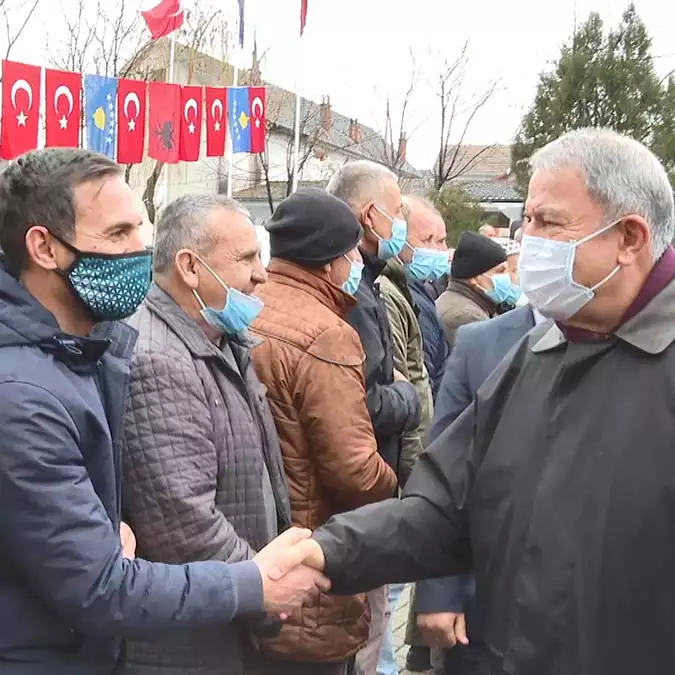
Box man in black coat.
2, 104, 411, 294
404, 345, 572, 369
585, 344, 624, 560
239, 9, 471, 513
300, 129, 675, 675
327, 161, 421, 674
327, 161, 421, 476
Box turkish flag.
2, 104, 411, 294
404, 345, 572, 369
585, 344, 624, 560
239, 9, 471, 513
148, 81, 180, 164
249, 87, 266, 154
45, 69, 81, 148
142, 0, 184, 40
205, 86, 227, 157
117, 79, 147, 164
179, 85, 202, 162
1, 60, 41, 159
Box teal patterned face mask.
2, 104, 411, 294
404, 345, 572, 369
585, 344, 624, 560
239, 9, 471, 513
54, 235, 152, 321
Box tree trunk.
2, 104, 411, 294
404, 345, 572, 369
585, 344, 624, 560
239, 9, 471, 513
142, 161, 164, 224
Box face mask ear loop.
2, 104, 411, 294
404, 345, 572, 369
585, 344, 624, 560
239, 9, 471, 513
574, 219, 621, 247
192, 289, 207, 310
590, 265, 621, 292
193, 253, 234, 309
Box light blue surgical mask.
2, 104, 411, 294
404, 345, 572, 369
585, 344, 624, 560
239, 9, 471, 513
193, 256, 264, 336
372, 206, 407, 260
486, 273, 522, 307
404, 244, 450, 281
430, 251, 450, 280
405, 245, 440, 281
341, 255, 364, 296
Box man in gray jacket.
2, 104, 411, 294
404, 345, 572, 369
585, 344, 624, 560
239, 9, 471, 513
120, 195, 304, 675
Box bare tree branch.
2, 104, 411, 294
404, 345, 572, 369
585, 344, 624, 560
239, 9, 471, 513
432, 42, 500, 190
374, 49, 418, 177
2, 0, 41, 64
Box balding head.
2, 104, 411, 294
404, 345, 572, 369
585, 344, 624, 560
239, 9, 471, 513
479, 224, 498, 238
404, 196, 448, 251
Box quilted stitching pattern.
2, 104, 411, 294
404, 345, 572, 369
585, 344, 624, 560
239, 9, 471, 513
120, 298, 286, 675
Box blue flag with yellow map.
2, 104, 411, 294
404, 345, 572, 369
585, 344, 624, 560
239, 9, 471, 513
85, 74, 118, 159
229, 86, 251, 153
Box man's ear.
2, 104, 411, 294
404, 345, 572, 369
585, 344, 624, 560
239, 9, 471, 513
174, 249, 200, 290
617, 215, 650, 266
360, 202, 376, 231
24, 226, 62, 271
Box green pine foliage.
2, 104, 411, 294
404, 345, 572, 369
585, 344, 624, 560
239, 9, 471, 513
512, 4, 675, 192
428, 186, 483, 246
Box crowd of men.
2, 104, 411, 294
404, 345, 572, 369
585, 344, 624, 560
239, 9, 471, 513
1, 126, 675, 675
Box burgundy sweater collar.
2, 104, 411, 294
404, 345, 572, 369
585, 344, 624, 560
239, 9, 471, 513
560, 246, 675, 342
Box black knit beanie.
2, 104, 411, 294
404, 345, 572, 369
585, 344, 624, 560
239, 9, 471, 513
451, 231, 507, 280
266, 188, 363, 267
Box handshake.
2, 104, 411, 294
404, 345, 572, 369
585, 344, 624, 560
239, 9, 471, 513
120, 523, 329, 618
252, 527, 329, 617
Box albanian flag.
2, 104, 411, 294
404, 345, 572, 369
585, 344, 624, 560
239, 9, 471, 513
148, 81, 180, 163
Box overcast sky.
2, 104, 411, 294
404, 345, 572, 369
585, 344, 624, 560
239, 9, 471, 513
6, 0, 675, 170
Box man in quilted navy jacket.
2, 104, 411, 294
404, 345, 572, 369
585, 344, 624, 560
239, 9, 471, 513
0, 149, 326, 675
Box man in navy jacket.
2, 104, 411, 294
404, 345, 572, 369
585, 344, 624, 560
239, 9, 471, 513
0, 149, 326, 675
415, 305, 543, 673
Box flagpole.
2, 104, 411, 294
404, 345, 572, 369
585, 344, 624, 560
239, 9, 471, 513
227, 57, 238, 199
291, 32, 303, 193
161, 33, 176, 210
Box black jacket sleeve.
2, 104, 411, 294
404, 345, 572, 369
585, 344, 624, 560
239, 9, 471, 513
348, 294, 421, 437
367, 380, 421, 436
415, 574, 475, 614
313, 402, 477, 594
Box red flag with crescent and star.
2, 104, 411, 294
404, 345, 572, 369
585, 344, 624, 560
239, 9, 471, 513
148, 81, 180, 163
205, 86, 227, 157
179, 85, 202, 162
1, 60, 41, 159
45, 68, 82, 148
117, 78, 147, 164
248, 86, 266, 154
141, 0, 184, 40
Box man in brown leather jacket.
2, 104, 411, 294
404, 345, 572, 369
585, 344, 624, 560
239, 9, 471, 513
251, 188, 397, 675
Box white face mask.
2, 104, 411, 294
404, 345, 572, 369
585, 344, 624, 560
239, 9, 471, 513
517, 220, 621, 321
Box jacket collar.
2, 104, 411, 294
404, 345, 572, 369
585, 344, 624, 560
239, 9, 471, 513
266, 259, 356, 318
446, 278, 499, 316
382, 260, 418, 313
532, 277, 675, 355
142, 284, 258, 361
360, 247, 387, 285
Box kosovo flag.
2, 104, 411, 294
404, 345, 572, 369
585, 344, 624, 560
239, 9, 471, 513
85, 74, 118, 159
229, 86, 251, 153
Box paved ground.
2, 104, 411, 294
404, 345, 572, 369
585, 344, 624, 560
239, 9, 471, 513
392, 585, 433, 675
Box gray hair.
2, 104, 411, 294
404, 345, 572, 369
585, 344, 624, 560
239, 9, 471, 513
153, 194, 250, 274
530, 128, 675, 259
326, 160, 397, 210
402, 194, 443, 222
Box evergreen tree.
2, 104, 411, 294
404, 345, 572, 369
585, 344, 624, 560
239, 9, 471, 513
512, 4, 674, 191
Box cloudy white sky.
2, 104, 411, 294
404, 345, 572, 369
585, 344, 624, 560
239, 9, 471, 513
6, 0, 675, 170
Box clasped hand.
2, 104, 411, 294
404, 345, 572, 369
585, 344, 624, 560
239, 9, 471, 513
253, 527, 328, 616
